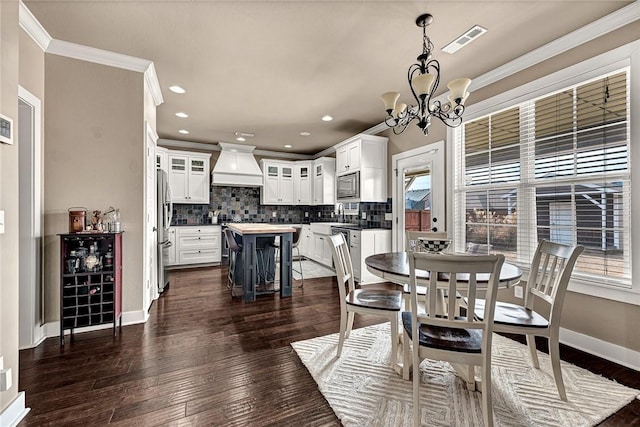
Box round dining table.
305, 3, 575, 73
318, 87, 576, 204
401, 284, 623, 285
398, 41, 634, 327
365, 251, 523, 288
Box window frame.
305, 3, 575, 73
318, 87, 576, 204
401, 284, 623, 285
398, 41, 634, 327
447, 40, 640, 305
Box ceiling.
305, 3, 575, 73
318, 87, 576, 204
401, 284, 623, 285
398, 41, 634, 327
24, 1, 632, 155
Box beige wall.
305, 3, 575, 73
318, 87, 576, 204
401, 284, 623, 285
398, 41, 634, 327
380, 25, 640, 353
0, 0, 21, 413
43, 55, 145, 320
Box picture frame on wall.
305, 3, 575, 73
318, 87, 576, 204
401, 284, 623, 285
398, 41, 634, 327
0, 113, 13, 145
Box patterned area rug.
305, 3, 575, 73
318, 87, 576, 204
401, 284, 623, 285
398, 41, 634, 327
292, 323, 639, 426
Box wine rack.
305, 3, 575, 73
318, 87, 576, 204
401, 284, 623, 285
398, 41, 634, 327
59, 232, 123, 345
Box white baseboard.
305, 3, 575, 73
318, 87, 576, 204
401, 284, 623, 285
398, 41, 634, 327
43, 309, 148, 340
560, 327, 640, 372
0, 392, 30, 427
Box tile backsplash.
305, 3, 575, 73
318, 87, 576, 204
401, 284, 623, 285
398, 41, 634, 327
171, 186, 392, 229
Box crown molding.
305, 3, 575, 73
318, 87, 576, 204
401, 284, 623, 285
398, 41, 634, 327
47, 39, 150, 72
18, 0, 52, 51
469, 0, 640, 91
372, 1, 640, 133
144, 62, 164, 107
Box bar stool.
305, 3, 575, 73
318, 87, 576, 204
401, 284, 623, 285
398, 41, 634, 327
273, 227, 304, 287
224, 228, 244, 297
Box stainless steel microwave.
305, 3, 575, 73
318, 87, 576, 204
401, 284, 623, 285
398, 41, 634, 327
336, 171, 360, 200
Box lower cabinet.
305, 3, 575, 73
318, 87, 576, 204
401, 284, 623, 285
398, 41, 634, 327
169, 226, 221, 266
351, 229, 391, 284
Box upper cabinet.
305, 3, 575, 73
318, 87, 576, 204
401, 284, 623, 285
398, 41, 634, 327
312, 157, 335, 205
168, 150, 211, 204
261, 159, 295, 205
294, 161, 313, 205
334, 134, 388, 202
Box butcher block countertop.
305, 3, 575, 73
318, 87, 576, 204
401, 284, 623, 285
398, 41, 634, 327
227, 223, 296, 234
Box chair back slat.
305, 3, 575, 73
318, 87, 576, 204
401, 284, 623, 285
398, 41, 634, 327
408, 253, 504, 331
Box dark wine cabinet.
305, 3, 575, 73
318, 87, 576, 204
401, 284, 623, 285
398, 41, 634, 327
59, 232, 123, 345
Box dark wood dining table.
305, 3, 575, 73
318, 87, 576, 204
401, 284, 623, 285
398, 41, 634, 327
365, 251, 523, 289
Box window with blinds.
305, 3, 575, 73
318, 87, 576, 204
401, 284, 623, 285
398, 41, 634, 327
454, 69, 630, 288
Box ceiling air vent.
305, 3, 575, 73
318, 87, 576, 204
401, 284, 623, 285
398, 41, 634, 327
442, 25, 487, 54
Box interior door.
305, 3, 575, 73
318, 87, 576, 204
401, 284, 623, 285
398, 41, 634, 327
145, 123, 158, 310
392, 141, 445, 251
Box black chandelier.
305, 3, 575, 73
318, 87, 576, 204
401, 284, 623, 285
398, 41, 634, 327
381, 13, 471, 135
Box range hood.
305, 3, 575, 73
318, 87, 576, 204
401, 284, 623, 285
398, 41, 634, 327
211, 142, 263, 187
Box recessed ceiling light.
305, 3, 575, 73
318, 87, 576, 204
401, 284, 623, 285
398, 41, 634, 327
321, 115, 333, 122
236, 137, 246, 142
175, 112, 189, 118
300, 131, 311, 136
284, 144, 292, 148
178, 129, 189, 134
169, 85, 186, 94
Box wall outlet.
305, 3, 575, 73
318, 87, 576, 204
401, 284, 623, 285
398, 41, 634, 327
384, 213, 393, 221
361, 212, 367, 220
330, 212, 334, 218
304, 212, 309, 218
318, 212, 321, 218
272, 211, 277, 218
514, 285, 524, 299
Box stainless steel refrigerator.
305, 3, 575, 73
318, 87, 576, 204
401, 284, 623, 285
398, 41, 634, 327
157, 169, 173, 293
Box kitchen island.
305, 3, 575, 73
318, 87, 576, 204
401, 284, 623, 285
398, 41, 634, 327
227, 223, 296, 302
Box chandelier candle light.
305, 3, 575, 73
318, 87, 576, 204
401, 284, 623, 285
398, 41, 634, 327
381, 13, 472, 135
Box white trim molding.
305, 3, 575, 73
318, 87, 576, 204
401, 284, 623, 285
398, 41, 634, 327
560, 328, 640, 372
18, 0, 52, 51
19, 1, 164, 107
43, 309, 149, 340
0, 392, 30, 427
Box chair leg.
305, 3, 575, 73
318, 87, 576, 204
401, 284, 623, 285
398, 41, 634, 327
390, 314, 398, 369
345, 311, 355, 339
412, 336, 421, 427
549, 332, 567, 401
481, 357, 494, 427
526, 334, 540, 369
402, 331, 411, 381
294, 247, 304, 288
337, 308, 348, 358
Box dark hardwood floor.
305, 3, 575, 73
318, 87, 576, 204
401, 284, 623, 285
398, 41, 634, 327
18, 266, 640, 426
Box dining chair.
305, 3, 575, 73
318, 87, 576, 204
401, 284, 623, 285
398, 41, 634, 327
475, 239, 584, 401
403, 251, 504, 427
327, 233, 403, 368
404, 230, 462, 313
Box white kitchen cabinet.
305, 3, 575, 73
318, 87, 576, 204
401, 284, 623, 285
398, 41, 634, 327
299, 225, 313, 259
312, 233, 333, 267
166, 227, 177, 265
350, 229, 391, 284
312, 157, 335, 205
336, 140, 361, 174
172, 226, 221, 266
168, 150, 211, 204
334, 134, 388, 202
261, 160, 294, 205
294, 161, 313, 204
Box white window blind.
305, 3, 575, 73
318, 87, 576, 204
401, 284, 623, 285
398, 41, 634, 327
454, 69, 630, 288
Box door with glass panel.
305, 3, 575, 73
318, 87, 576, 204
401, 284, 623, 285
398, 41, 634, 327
392, 141, 445, 251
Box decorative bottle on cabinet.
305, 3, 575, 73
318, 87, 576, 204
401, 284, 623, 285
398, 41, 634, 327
58, 232, 123, 345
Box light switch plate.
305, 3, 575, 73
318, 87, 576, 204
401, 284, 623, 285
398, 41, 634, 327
0, 368, 11, 391
272, 211, 277, 218
361, 212, 367, 220
514, 285, 523, 299
0, 210, 5, 234
384, 213, 393, 221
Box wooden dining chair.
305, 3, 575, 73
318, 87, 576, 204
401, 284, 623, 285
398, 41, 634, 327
403, 252, 504, 427
327, 233, 403, 369
404, 230, 462, 313
475, 239, 584, 401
